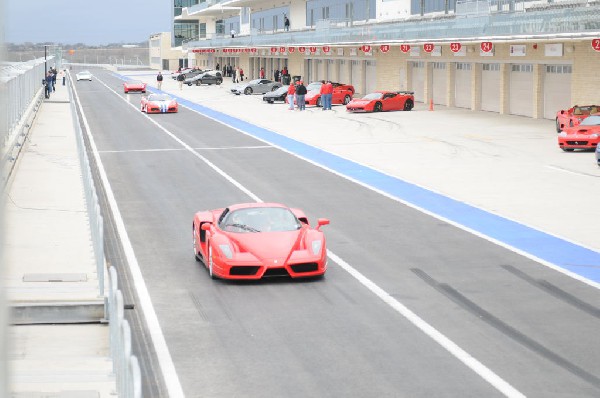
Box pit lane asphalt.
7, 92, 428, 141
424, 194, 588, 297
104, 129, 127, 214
74, 67, 600, 397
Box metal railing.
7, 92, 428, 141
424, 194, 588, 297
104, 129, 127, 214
109, 267, 142, 398
185, 2, 600, 49
67, 71, 106, 298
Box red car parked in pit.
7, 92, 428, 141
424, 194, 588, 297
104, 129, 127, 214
303, 81, 355, 106
346, 91, 415, 112
558, 114, 600, 151
555, 104, 599, 133
192, 202, 329, 280
123, 80, 147, 93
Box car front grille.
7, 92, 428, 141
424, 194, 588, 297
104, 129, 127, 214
290, 263, 319, 273
566, 141, 589, 145
263, 268, 290, 277
230, 266, 260, 276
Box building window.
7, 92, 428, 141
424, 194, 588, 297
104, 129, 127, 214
511, 64, 533, 73
483, 63, 500, 71
546, 65, 572, 74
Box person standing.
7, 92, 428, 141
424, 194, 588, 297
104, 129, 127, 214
156, 71, 163, 90
274, 69, 280, 82
177, 71, 185, 90
239, 67, 244, 81
51, 68, 57, 91
44, 71, 53, 98
61, 69, 67, 86
232, 67, 237, 83
323, 80, 333, 110
287, 83, 296, 110
259, 67, 265, 79
231, 29, 236, 38
284, 16, 290, 31
216, 63, 220, 71
295, 81, 307, 111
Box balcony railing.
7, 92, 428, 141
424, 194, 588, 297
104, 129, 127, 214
184, 4, 600, 49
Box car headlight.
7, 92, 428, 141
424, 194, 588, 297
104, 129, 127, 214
311, 240, 322, 255
558, 132, 567, 137
219, 244, 233, 259
591, 133, 599, 138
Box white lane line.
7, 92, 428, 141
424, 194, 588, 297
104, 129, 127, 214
72, 80, 186, 397
97, 75, 526, 397
546, 164, 600, 178
99, 145, 272, 154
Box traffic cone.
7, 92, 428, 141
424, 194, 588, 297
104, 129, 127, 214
429, 99, 434, 111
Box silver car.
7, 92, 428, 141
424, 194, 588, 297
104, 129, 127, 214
231, 79, 282, 95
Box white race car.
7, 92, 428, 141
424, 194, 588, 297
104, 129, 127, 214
76, 70, 92, 81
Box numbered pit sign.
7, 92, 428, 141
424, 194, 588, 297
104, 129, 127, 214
480, 42, 493, 53
400, 44, 411, 53
592, 39, 600, 52
450, 43, 462, 53
423, 43, 434, 53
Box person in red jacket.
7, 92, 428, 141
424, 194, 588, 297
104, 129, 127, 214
322, 80, 334, 110
287, 83, 296, 110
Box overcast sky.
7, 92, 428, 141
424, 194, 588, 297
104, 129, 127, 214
5, 0, 172, 45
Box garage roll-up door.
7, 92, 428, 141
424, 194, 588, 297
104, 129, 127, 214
432, 62, 447, 105
544, 64, 572, 119
481, 63, 500, 113
455, 63, 472, 109
509, 64, 533, 117
411, 61, 425, 103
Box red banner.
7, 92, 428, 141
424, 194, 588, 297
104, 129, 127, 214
480, 42, 493, 52
380, 45, 390, 53
450, 43, 462, 53
423, 43, 434, 53
400, 44, 411, 53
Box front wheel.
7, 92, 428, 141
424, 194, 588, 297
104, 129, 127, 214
316, 97, 322, 107
343, 95, 351, 105
244, 87, 252, 95
374, 102, 383, 112
193, 229, 201, 262
404, 99, 414, 111
555, 118, 561, 133
207, 245, 217, 279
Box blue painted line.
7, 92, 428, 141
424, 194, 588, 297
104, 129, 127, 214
117, 74, 600, 284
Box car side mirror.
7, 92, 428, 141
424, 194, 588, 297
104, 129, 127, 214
316, 218, 330, 230
201, 223, 212, 231
560, 110, 565, 114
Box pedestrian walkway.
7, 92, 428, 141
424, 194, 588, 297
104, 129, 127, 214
4, 83, 116, 397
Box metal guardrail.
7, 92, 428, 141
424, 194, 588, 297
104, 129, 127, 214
109, 267, 142, 398
66, 71, 106, 298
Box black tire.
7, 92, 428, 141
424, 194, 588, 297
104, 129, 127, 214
561, 148, 575, 152
187, 83, 192, 86
374, 102, 382, 112
404, 99, 414, 111
316, 97, 322, 107
193, 227, 201, 262
555, 118, 561, 133
343, 95, 351, 105
244, 87, 252, 95
267, 100, 274, 104
207, 244, 217, 279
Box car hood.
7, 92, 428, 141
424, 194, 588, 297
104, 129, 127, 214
562, 126, 600, 135
228, 230, 303, 262
232, 84, 249, 90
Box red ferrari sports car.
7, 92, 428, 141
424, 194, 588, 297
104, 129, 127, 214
558, 114, 600, 151
303, 82, 355, 106
123, 80, 147, 93
140, 94, 178, 113
192, 203, 330, 280
555, 104, 599, 133
346, 91, 415, 112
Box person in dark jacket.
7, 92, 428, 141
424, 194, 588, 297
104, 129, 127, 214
295, 81, 307, 111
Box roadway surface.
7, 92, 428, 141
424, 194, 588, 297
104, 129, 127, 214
73, 68, 600, 398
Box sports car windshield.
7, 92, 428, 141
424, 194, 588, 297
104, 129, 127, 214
248, 79, 261, 85
573, 106, 598, 115
220, 207, 301, 233
148, 94, 172, 101
579, 115, 600, 126
272, 86, 289, 94
306, 82, 321, 91
363, 93, 383, 100
127, 80, 143, 85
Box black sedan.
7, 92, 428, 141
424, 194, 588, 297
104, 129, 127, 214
262, 85, 289, 103
194, 72, 223, 86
